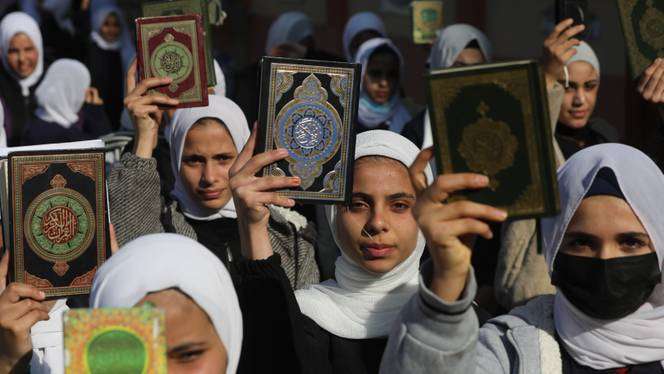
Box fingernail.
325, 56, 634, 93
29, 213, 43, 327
39, 291, 45, 298
278, 148, 289, 156
477, 175, 489, 184
291, 177, 300, 184
497, 210, 508, 219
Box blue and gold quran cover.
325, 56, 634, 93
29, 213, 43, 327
257, 57, 361, 204
616, 0, 663, 79
427, 60, 560, 219
64, 307, 167, 373
7, 150, 109, 298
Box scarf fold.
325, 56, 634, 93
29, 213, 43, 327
429, 23, 492, 70
295, 130, 432, 339
541, 143, 664, 370
355, 38, 411, 133
34, 59, 90, 129
0, 12, 44, 97
265, 11, 313, 54
169, 95, 250, 220
90, 233, 243, 374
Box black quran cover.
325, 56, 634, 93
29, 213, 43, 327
616, 0, 663, 79
427, 60, 560, 219
7, 150, 109, 298
257, 57, 361, 204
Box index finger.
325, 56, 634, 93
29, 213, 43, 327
425, 173, 490, 203
126, 76, 174, 101
546, 18, 575, 43
0, 249, 9, 283
125, 58, 137, 97
409, 147, 434, 195
3, 283, 46, 303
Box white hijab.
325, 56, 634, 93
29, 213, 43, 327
213, 59, 227, 97
90, 5, 136, 73
34, 59, 90, 129
423, 24, 492, 149
295, 130, 432, 339
29, 298, 68, 374
170, 94, 250, 220
342, 11, 386, 62
0, 100, 6, 147
355, 38, 412, 134
90, 233, 243, 374
541, 143, 664, 370
264, 11, 314, 55
0, 12, 44, 97
563, 41, 600, 87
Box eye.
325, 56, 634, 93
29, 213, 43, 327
620, 237, 647, 251
584, 81, 598, 90
349, 200, 369, 212
564, 237, 593, 252
182, 156, 204, 166
171, 349, 205, 363
391, 201, 411, 212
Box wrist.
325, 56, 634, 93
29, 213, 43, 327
133, 131, 157, 159
239, 220, 273, 260
430, 266, 469, 303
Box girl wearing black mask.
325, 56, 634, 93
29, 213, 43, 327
380, 143, 664, 373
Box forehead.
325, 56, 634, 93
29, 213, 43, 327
9, 32, 34, 48
353, 156, 413, 195
368, 50, 399, 67
139, 289, 213, 343
183, 119, 236, 153
567, 195, 646, 235
560, 61, 598, 82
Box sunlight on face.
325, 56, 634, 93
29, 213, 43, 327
137, 289, 227, 374
557, 61, 599, 130
336, 157, 419, 274
180, 119, 238, 211
6, 33, 38, 78
560, 195, 654, 259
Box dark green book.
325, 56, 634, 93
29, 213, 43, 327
427, 60, 559, 219
142, 0, 216, 86
616, 0, 663, 79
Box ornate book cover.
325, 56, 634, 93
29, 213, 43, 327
136, 14, 208, 108
427, 60, 560, 219
8, 151, 109, 298
411, 1, 444, 45
257, 57, 361, 204
141, 0, 216, 86
616, 0, 663, 79
64, 307, 167, 373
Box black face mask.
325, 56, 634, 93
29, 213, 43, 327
551, 252, 661, 320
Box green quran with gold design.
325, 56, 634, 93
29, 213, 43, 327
7, 150, 109, 298
64, 306, 167, 374
257, 57, 361, 204
142, 0, 217, 87
427, 60, 560, 218
411, 0, 444, 44
616, 0, 663, 79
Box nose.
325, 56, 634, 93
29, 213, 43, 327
572, 89, 586, 107
595, 244, 620, 260
199, 162, 219, 186
364, 205, 389, 236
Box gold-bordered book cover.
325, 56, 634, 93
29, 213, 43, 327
64, 307, 167, 373
257, 57, 361, 204
8, 150, 109, 298
616, 0, 663, 79
141, 0, 217, 87
136, 14, 208, 108
427, 60, 560, 219
411, 0, 444, 45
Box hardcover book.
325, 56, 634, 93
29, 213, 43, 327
411, 1, 444, 44
7, 150, 109, 298
427, 60, 560, 219
136, 14, 208, 108
616, 0, 663, 79
64, 307, 167, 373
141, 0, 217, 86
257, 57, 361, 204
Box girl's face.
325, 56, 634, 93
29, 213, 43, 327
6, 33, 38, 78
363, 50, 399, 105
180, 119, 238, 211
560, 195, 654, 259
336, 156, 419, 274
100, 13, 121, 43
451, 47, 485, 67
138, 290, 227, 373
557, 61, 599, 130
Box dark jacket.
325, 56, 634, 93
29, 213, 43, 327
22, 103, 112, 145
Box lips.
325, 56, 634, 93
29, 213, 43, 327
570, 110, 587, 119
361, 243, 396, 259
198, 190, 222, 200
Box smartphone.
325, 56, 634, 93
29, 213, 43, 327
555, 0, 589, 39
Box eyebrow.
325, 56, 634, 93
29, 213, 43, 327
564, 231, 650, 241
168, 342, 207, 355
351, 192, 415, 201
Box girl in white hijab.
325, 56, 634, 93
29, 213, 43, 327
231, 129, 432, 372
356, 38, 412, 134
110, 89, 319, 289
0, 11, 44, 145
342, 11, 386, 62
90, 233, 243, 374
23, 59, 111, 145
381, 143, 664, 373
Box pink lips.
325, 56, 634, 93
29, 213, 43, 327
362, 244, 396, 259
199, 190, 222, 200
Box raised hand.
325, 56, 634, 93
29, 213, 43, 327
543, 19, 586, 84
638, 58, 664, 104
124, 59, 179, 158
409, 149, 508, 302
85, 87, 104, 105
0, 282, 49, 372
229, 124, 301, 259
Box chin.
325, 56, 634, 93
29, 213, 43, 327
561, 118, 588, 130
359, 258, 400, 274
